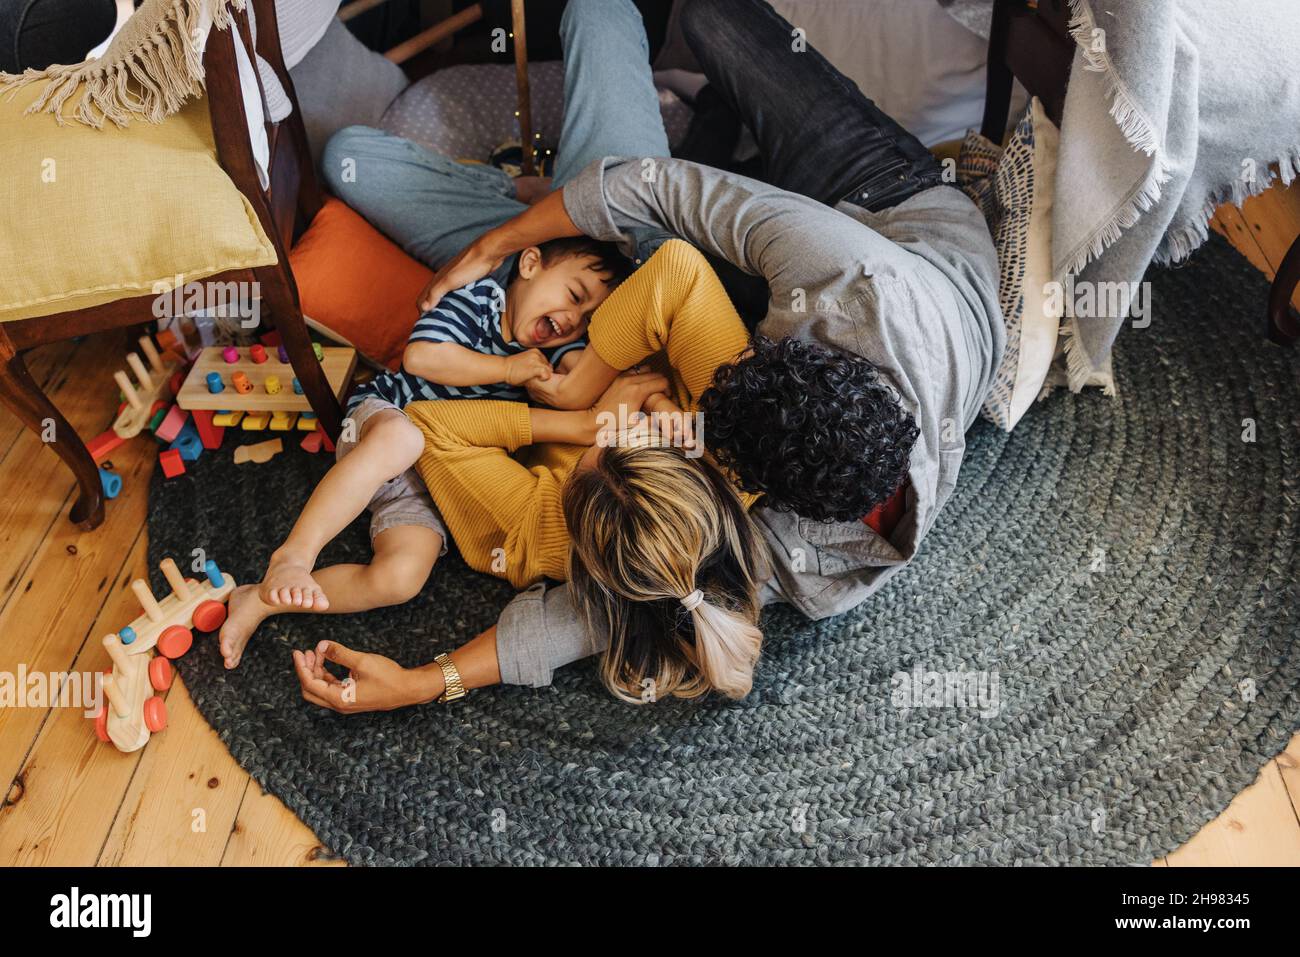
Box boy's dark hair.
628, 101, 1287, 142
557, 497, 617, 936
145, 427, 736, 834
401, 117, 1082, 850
699, 336, 920, 524
508, 236, 635, 286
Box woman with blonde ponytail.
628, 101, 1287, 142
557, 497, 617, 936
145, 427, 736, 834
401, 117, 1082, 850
563, 440, 768, 702
292, 241, 772, 712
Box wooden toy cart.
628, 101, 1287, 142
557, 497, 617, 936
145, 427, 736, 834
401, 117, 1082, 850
93, 556, 236, 753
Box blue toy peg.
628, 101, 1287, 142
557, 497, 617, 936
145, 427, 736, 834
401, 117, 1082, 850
119, 626, 137, 645
99, 467, 122, 499
204, 560, 224, 588
206, 371, 224, 394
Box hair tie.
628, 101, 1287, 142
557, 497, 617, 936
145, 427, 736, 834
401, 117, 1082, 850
680, 589, 704, 612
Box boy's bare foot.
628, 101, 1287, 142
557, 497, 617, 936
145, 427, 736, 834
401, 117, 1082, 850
219, 584, 277, 669
259, 554, 329, 610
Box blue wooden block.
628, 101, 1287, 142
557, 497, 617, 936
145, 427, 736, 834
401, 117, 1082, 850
168, 421, 204, 462
206, 371, 224, 393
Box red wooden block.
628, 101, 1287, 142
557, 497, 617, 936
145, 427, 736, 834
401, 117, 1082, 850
320, 428, 336, 453
159, 448, 186, 478
259, 330, 282, 348
154, 405, 190, 443
299, 430, 324, 453
87, 430, 125, 464
168, 368, 186, 395
250, 344, 268, 363
191, 409, 225, 450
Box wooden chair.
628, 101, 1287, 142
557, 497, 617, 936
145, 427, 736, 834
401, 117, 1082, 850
0, 0, 341, 532
981, 0, 1298, 346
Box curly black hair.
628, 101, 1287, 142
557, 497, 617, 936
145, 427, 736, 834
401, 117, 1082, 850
698, 336, 920, 524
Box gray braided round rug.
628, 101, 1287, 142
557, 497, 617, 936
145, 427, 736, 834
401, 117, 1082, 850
147, 235, 1299, 865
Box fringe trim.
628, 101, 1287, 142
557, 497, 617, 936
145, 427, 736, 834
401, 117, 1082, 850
0, 0, 244, 128
1046, 316, 1119, 399
1059, 0, 1171, 282
1157, 143, 1300, 265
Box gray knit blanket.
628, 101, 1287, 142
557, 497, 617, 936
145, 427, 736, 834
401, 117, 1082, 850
942, 0, 1300, 390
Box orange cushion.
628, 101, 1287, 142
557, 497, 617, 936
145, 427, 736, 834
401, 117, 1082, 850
289, 196, 431, 371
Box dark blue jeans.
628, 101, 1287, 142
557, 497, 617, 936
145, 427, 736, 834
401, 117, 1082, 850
678, 0, 943, 213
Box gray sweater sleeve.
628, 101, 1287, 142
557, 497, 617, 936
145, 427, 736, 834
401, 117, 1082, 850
561, 156, 910, 301
495, 582, 608, 687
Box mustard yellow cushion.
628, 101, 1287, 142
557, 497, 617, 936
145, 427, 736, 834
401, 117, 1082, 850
0, 85, 277, 323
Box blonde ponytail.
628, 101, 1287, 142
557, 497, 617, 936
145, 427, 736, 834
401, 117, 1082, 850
563, 443, 769, 703
683, 591, 763, 699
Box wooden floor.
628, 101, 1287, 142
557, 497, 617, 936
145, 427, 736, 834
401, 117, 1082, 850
3, 187, 1300, 866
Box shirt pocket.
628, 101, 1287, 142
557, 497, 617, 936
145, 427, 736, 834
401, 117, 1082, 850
797, 517, 905, 578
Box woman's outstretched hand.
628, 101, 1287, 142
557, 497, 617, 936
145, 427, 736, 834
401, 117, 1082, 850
293, 640, 432, 713
417, 240, 504, 313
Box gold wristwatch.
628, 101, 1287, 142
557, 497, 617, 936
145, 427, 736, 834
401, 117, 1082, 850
434, 653, 467, 703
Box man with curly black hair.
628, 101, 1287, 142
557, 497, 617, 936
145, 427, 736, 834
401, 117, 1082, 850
698, 336, 921, 525
329, 0, 1004, 691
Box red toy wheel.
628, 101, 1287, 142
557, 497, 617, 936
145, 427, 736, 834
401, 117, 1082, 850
157, 624, 193, 659
93, 703, 110, 742
143, 696, 167, 733
149, 655, 174, 691
191, 599, 227, 633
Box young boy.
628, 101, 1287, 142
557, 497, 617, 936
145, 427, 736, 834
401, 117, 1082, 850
217, 237, 632, 669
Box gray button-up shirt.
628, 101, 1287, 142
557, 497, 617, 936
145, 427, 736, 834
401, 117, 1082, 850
495, 157, 1004, 686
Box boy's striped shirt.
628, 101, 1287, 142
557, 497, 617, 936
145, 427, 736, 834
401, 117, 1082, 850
347, 278, 583, 412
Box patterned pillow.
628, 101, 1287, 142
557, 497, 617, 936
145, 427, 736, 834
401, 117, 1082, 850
958, 98, 1061, 431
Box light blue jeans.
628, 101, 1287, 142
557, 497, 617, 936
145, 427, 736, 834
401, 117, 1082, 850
321, 0, 671, 271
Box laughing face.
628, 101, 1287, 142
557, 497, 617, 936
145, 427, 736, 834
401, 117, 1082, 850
506, 247, 616, 349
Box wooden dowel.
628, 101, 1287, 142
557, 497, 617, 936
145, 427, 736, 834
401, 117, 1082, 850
385, 4, 482, 64
102, 635, 130, 674
139, 335, 164, 373
114, 370, 142, 410
127, 352, 152, 392
338, 0, 389, 22
160, 558, 191, 601
132, 578, 164, 622
512, 0, 534, 176
103, 672, 129, 719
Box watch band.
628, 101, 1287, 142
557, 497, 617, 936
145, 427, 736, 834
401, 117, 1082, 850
435, 653, 467, 703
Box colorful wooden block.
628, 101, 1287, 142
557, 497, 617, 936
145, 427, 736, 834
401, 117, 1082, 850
87, 430, 126, 464
312, 342, 324, 361
296, 412, 318, 431
147, 407, 169, 433
264, 375, 281, 394
191, 409, 225, 449
292, 377, 303, 394
222, 346, 240, 363
320, 429, 336, 453
168, 421, 203, 462
241, 411, 271, 430
211, 410, 245, 427
300, 430, 324, 453
154, 405, 190, 443
232, 371, 254, 394
206, 372, 224, 393
269, 410, 297, 431
250, 344, 268, 363
277, 345, 290, 363
159, 448, 186, 478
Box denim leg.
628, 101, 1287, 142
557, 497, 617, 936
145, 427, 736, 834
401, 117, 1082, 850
322, 125, 527, 270
678, 0, 941, 211
549, 0, 671, 188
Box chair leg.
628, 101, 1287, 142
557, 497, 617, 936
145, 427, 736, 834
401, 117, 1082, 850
254, 266, 343, 439
0, 330, 103, 530
1267, 234, 1300, 345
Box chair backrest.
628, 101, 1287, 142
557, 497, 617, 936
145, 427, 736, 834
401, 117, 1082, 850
203, 0, 323, 258
981, 0, 1074, 142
